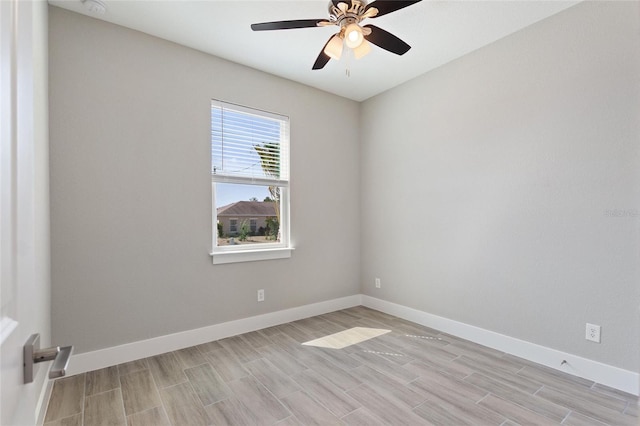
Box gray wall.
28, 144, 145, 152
49, 7, 360, 353
50, 2, 639, 373
361, 1, 639, 371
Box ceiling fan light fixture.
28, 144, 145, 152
353, 39, 371, 59
344, 23, 364, 48
250, 0, 422, 70
324, 34, 344, 60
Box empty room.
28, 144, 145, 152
1, 0, 638, 425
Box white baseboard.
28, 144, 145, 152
361, 295, 639, 396
67, 294, 362, 376
64, 293, 638, 397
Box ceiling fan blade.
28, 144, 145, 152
366, 0, 422, 18
251, 19, 329, 31
363, 24, 411, 55
312, 36, 334, 70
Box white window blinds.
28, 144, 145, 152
211, 100, 289, 184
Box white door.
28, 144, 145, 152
1, 0, 52, 424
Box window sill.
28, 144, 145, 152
210, 247, 294, 265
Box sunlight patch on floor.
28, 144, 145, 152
302, 327, 391, 349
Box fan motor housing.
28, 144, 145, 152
328, 0, 368, 26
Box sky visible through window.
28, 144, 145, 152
216, 183, 271, 208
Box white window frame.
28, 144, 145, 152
210, 100, 293, 264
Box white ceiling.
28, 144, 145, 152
48, 0, 581, 101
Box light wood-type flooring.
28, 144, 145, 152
44, 306, 638, 425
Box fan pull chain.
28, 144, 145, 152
344, 47, 353, 78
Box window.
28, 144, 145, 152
210, 100, 291, 264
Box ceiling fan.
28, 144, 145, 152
251, 0, 422, 70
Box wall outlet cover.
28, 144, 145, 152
585, 323, 601, 343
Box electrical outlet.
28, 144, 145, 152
585, 323, 601, 343
257, 289, 265, 302
375, 278, 381, 289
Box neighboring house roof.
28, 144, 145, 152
217, 201, 276, 217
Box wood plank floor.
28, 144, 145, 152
44, 307, 638, 425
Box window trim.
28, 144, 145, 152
211, 247, 294, 265
210, 100, 293, 264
